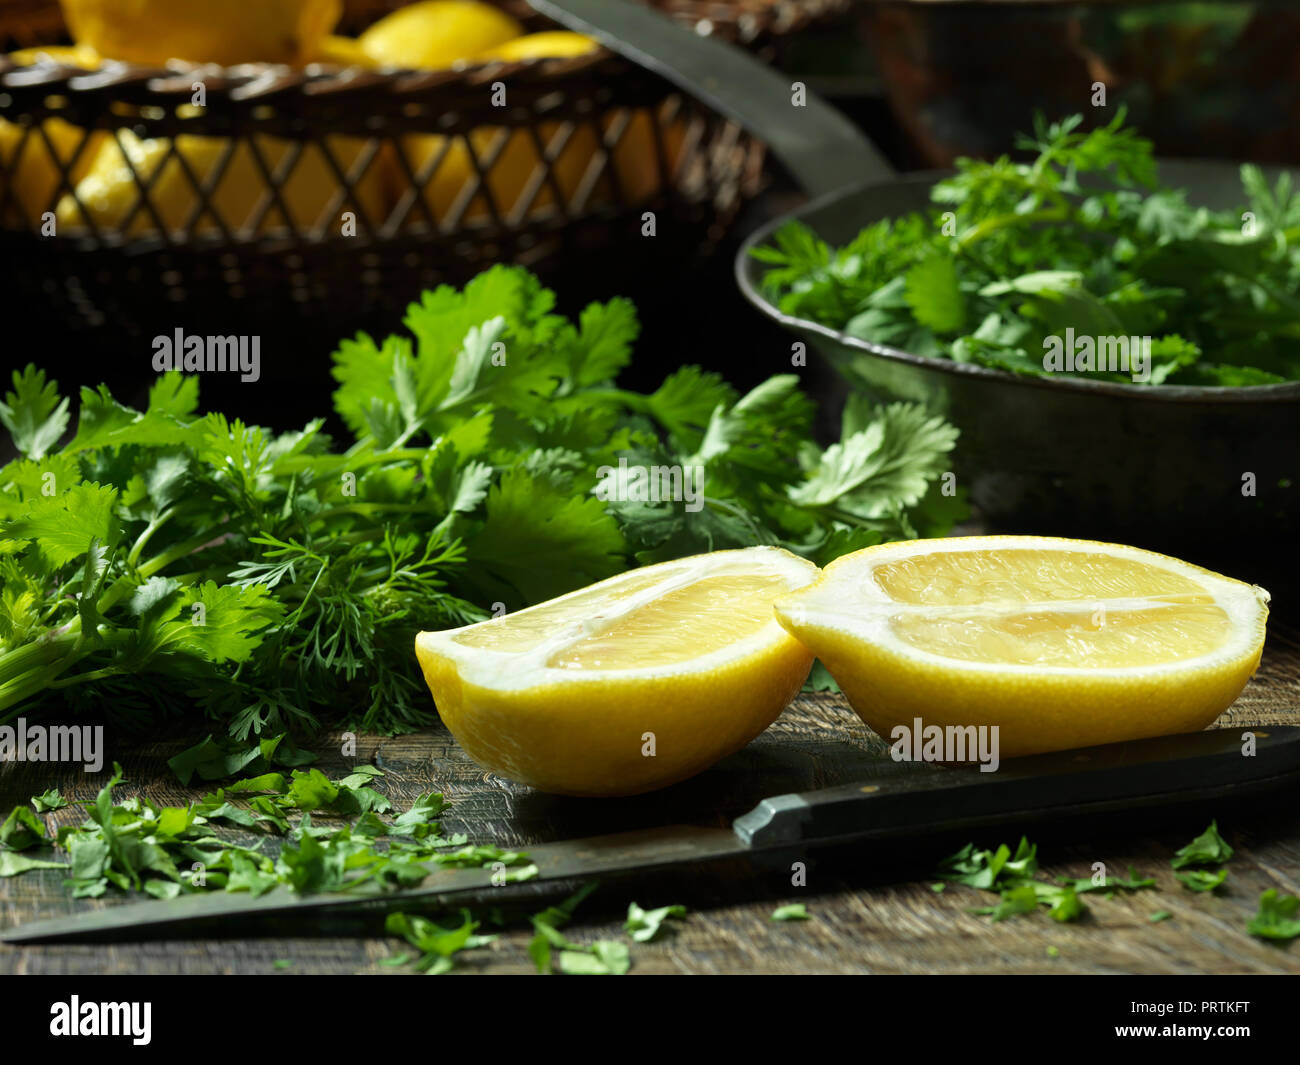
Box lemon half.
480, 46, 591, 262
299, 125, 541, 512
416, 547, 818, 796
775, 536, 1269, 758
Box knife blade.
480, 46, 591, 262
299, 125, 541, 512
525, 0, 893, 199
4, 726, 1297, 944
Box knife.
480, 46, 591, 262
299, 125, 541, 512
525, 0, 891, 199
5, 726, 1298, 944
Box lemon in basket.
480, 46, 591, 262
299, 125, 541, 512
0, 46, 106, 226
310, 35, 377, 68
56, 128, 388, 237
8, 44, 101, 66
0, 117, 103, 226
60, 0, 342, 66
389, 29, 679, 224
415, 547, 819, 796
774, 536, 1270, 759
357, 0, 523, 69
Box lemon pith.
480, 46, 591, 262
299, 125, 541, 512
774, 536, 1269, 758
415, 547, 818, 796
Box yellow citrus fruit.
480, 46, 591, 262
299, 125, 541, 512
309, 35, 376, 68
396, 105, 682, 225
370, 21, 678, 224
775, 536, 1270, 759
60, 0, 341, 66
56, 128, 388, 237
0, 117, 103, 225
415, 547, 819, 796
472, 30, 600, 62
357, 0, 522, 69
9, 44, 101, 66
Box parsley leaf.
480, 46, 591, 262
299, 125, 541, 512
1247, 890, 1300, 942
755, 110, 1300, 388
1171, 820, 1234, 869
625, 902, 686, 942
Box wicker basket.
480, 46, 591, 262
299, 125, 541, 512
0, 0, 846, 333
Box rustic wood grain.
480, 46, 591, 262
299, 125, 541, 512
2, 622, 1298, 975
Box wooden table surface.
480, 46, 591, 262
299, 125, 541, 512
2, 624, 1299, 975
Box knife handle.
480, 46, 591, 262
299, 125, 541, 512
732, 726, 1300, 847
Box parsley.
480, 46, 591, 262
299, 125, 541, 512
0, 754, 519, 903
522, 884, 661, 975
385, 910, 494, 974
1176, 868, 1228, 893
0, 805, 46, 850
624, 901, 686, 942
1171, 820, 1234, 869
938, 838, 1154, 923
1246, 890, 1300, 942
0, 267, 961, 743
30, 789, 68, 813
755, 110, 1300, 387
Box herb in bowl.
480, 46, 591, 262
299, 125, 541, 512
752, 110, 1300, 387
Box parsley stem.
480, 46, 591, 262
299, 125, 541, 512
957, 206, 1070, 249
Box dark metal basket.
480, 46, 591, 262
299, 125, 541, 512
0, 0, 845, 334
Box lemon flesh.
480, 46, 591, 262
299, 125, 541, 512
415, 547, 818, 796
775, 536, 1269, 758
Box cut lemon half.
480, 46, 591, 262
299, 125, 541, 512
415, 547, 819, 796
774, 536, 1269, 759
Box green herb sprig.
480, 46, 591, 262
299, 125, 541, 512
0, 266, 962, 742
754, 110, 1300, 387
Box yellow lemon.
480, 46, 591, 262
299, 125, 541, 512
396, 106, 683, 225
309, 35, 377, 68
8, 44, 101, 66
357, 0, 522, 69
60, 0, 341, 66
415, 547, 819, 796
0, 117, 103, 226
473, 30, 600, 62
775, 536, 1270, 759
57, 128, 388, 237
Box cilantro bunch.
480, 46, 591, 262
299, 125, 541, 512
0, 265, 962, 740
754, 110, 1300, 386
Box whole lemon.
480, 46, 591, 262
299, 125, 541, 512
309, 35, 376, 68
1, 46, 104, 226
59, 0, 342, 66
0, 117, 104, 227
57, 129, 388, 237
387, 28, 677, 225
473, 30, 600, 62
358, 1, 522, 69
8, 44, 101, 66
